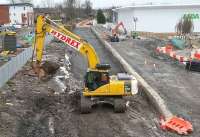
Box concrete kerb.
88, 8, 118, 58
91, 27, 173, 119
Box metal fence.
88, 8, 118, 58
0, 47, 33, 88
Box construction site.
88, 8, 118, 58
0, 0, 200, 137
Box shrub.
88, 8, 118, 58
97, 9, 106, 24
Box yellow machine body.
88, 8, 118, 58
83, 80, 132, 96
34, 15, 137, 105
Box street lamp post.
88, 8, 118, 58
133, 17, 138, 31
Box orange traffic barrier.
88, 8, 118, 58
194, 52, 200, 59
156, 46, 189, 63
165, 45, 173, 53
160, 116, 193, 135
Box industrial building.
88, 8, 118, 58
113, 4, 200, 33
0, 3, 34, 27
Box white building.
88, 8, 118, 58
0, 3, 34, 27
113, 4, 200, 33
9, 3, 34, 27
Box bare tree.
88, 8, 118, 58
8, 0, 33, 3
19, 0, 33, 3
76, 0, 81, 18
8, 0, 17, 4
63, 0, 77, 22
105, 7, 116, 22
46, 0, 53, 8
175, 16, 194, 36
175, 18, 183, 36
41, 0, 54, 8
84, 0, 92, 16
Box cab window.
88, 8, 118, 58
85, 71, 109, 91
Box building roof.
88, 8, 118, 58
0, 3, 33, 7
113, 3, 200, 12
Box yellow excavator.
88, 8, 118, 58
33, 15, 138, 113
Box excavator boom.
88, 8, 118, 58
112, 21, 125, 35
34, 15, 100, 70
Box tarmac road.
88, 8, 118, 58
106, 38, 200, 137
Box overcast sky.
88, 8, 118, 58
1, 0, 200, 8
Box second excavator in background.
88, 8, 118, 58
110, 21, 127, 42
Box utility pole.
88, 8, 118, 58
133, 17, 138, 31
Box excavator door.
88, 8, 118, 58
85, 71, 109, 92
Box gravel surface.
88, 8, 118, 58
94, 26, 200, 137
0, 28, 172, 137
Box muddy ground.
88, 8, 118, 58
0, 28, 174, 137
94, 26, 200, 137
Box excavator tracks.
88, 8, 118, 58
114, 98, 126, 113
80, 95, 92, 114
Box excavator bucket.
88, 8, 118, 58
31, 62, 43, 77
160, 116, 193, 135
41, 61, 60, 75
32, 61, 60, 78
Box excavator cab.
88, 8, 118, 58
85, 63, 110, 91
85, 71, 109, 91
